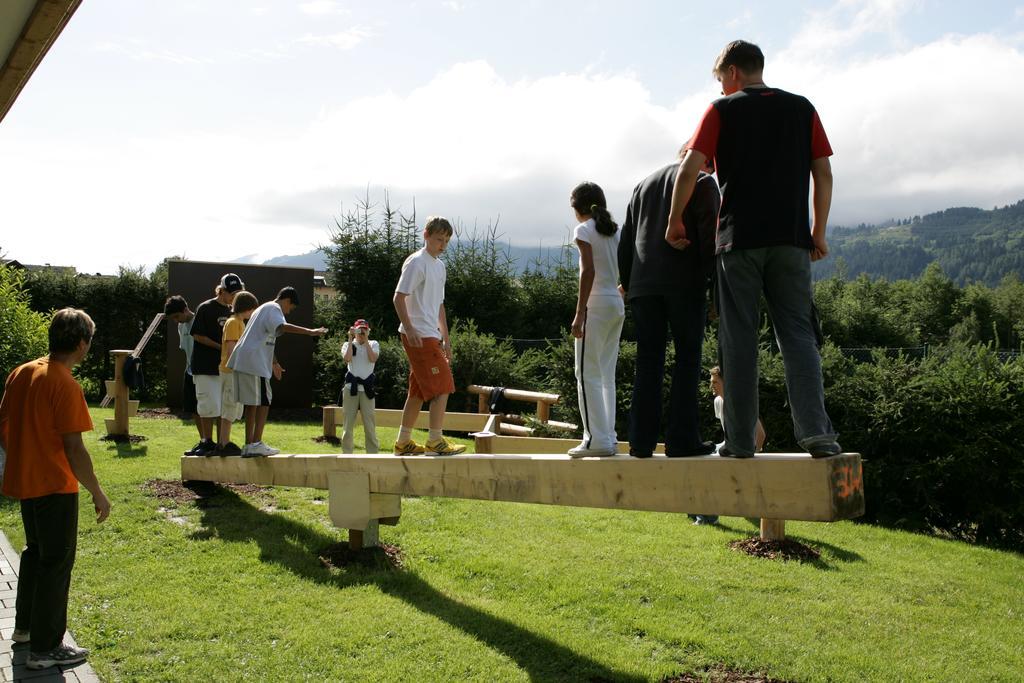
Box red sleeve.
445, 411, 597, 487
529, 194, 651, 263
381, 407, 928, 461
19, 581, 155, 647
687, 104, 720, 161
810, 110, 832, 159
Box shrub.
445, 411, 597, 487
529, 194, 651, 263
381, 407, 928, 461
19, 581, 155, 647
853, 344, 1024, 549
751, 340, 1024, 550
23, 267, 167, 402
0, 265, 49, 389
446, 320, 521, 413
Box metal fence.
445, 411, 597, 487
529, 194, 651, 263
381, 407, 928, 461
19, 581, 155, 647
508, 339, 1021, 363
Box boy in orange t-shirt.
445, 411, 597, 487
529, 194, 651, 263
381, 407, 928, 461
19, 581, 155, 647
0, 308, 111, 671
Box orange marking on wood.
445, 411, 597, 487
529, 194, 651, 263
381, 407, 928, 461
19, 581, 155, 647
833, 462, 863, 500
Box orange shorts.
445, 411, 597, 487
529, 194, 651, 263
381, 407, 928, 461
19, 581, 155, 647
402, 335, 456, 402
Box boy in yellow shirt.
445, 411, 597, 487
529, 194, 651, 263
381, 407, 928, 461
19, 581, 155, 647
216, 291, 258, 455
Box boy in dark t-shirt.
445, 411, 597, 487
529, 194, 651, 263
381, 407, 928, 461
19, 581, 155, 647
667, 40, 841, 459
188, 273, 244, 455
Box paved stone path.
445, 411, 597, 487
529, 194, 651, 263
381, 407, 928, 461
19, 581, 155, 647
0, 531, 100, 682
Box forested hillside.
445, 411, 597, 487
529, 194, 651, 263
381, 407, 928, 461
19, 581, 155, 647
815, 199, 1024, 285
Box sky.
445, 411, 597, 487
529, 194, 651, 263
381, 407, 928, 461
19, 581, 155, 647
2, 0, 1024, 274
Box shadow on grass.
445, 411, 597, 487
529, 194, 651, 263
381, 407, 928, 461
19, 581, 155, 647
190, 487, 642, 683
788, 535, 865, 564
106, 442, 149, 458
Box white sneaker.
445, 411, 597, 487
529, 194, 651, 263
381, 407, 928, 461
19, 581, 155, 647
567, 443, 616, 458
241, 443, 252, 456
247, 441, 279, 457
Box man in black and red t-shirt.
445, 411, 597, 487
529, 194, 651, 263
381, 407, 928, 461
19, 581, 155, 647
667, 39, 841, 459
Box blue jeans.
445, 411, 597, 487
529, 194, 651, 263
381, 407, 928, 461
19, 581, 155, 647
716, 246, 837, 456
628, 292, 707, 454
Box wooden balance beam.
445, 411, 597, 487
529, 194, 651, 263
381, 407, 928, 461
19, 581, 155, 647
321, 407, 575, 439
181, 452, 864, 549
322, 407, 491, 438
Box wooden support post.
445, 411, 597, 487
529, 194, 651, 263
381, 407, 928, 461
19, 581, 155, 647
349, 522, 380, 550
536, 400, 550, 423
478, 393, 489, 414
105, 350, 134, 436
323, 405, 338, 438
328, 471, 401, 549
760, 518, 786, 541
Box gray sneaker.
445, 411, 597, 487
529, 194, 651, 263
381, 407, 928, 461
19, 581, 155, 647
26, 643, 88, 670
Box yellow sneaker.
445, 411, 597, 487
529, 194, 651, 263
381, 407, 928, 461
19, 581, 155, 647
393, 439, 426, 456
425, 437, 467, 456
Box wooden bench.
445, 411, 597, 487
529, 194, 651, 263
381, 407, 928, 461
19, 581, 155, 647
181, 451, 864, 548
467, 385, 560, 423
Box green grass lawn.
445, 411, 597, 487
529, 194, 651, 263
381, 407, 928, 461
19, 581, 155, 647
1, 408, 1022, 682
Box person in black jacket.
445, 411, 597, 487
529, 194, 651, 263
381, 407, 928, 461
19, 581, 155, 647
618, 150, 720, 458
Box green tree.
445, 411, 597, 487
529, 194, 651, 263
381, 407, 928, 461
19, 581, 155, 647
443, 222, 525, 337
319, 191, 419, 335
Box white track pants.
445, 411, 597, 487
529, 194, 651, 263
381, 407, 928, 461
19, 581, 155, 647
574, 295, 625, 451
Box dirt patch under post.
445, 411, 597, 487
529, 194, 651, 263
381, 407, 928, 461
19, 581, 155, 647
729, 537, 821, 562
141, 478, 272, 505
662, 663, 793, 683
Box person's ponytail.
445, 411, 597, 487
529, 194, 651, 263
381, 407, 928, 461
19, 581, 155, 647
571, 182, 618, 237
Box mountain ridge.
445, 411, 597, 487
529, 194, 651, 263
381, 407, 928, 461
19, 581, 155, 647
236, 197, 1024, 285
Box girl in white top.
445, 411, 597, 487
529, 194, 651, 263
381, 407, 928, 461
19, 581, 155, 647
568, 181, 625, 457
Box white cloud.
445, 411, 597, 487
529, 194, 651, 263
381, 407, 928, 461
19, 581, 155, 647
297, 26, 373, 50
780, 0, 921, 62
770, 32, 1024, 220
299, 1, 349, 16
0, 62, 707, 272
443, 1, 466, 11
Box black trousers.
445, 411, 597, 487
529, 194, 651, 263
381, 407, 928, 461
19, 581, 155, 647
628, 292, 707, 453
16, 492, 78, 653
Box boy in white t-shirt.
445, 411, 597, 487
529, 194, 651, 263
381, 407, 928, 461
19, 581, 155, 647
227, 287, 327, 457
339, 318, 380, 453
392, 216, 466, 456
